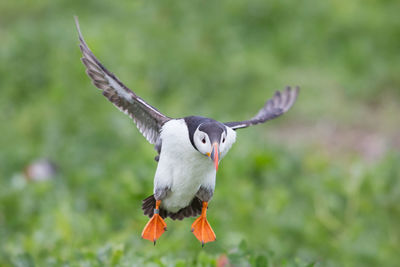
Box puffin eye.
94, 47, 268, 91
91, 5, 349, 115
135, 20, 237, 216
202, 138, 206, 144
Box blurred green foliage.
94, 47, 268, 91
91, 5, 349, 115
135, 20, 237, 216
1, 0, 399, 266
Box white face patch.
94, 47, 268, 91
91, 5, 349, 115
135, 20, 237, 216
193, 128, 212, 156
219, 126, 236, 159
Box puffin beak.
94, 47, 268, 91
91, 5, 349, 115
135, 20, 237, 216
210, 143, 219, 171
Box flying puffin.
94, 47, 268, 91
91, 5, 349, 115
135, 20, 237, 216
74, 17, 299, 246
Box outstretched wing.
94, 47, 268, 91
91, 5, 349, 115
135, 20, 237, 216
224, 86, 299, 130
74, 17, 170, 144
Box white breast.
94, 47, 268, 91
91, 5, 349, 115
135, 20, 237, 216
154, 119, 216, 212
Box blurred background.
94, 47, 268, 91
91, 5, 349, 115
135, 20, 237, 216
1, 0, 399, 266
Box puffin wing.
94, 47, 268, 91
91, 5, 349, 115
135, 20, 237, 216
224, 86, 299, 130
75, 17, 170, 144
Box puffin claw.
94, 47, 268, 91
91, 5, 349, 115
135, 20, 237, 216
142, 200, 167, 244
191, 202, 216, 246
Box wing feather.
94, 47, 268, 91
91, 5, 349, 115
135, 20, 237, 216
225, 86, 299, 130
74, 17, 170, 144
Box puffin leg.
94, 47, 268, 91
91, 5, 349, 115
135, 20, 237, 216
141, 200, 167, 244
191, 201, 216, 246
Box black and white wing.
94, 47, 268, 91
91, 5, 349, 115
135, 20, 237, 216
74, 17, 170, 144
224, 86, 299, 130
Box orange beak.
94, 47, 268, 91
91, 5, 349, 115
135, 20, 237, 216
210, 143, 219, 171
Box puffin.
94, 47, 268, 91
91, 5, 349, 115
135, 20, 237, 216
74, 17, 299, 246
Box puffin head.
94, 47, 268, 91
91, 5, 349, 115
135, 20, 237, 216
186, 117, 236, 171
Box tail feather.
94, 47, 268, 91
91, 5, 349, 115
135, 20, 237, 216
142, 195, 202, 220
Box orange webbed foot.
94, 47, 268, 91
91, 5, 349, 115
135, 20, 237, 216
141, 200, 166, 244
191, 202, 216, 247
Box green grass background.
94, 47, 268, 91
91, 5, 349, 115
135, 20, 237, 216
1, 0, 400, 266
